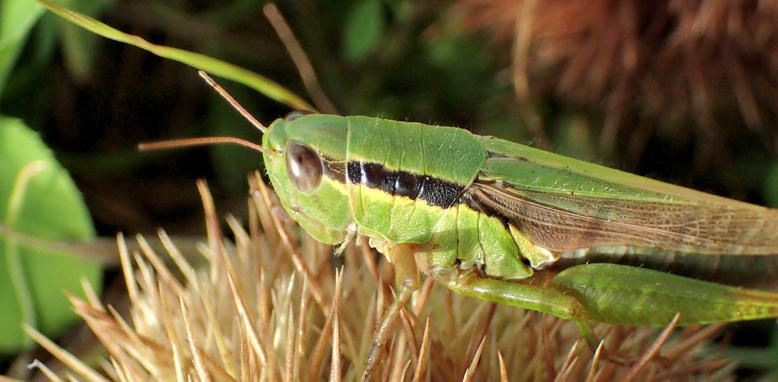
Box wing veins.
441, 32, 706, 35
467, 181, 778, 255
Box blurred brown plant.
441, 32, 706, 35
455, 0, 778, 166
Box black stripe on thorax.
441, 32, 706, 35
343, 161, 464, 208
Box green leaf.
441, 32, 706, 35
55, 0, 113, 81
0, 117, 102, 352
33, 0, 314, 111
342, 0, 385, 63
0, 0, 46, 94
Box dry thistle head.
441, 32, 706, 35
21, 173, 734, 381
454, 0, 778, 163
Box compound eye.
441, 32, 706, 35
284, 141, 323, 192
284, 110, 314, 121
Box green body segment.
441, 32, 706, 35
344, 116, 486, 244
425, 202, 532, 279
344, 116, 486, 185
263, 113, 778, 331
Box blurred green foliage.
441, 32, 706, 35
342, 0, 385, 63
0, 0, 45, 93
0, 118, 101, 353
0, 0, 103, 355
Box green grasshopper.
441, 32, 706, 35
143, 72, 778, 377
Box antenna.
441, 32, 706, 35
138, 136, 269, 154
138, 71, 270, 155
197, 71, 267, 134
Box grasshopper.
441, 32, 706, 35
140, 72, 778, 379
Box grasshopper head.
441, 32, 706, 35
262, 113, 353, 245
140, 73, 354, 246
